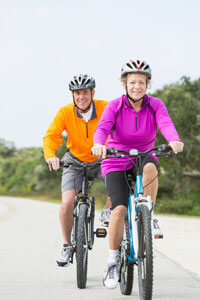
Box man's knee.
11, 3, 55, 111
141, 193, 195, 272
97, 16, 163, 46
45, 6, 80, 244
61, 190, 75, 212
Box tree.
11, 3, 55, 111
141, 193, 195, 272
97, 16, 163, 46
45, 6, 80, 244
152, 76, 200, 196
0, 139, 16, 157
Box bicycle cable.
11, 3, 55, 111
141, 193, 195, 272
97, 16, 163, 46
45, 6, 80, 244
123, 156, 160, 190
143, 173, 159, 189
124, 157, 136, 192
142, 155, 159, 189
142, 152, 176, 189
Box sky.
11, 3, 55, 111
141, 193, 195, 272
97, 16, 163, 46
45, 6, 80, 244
1, 0, 200, 149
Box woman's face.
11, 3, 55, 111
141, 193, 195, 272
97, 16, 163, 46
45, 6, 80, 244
126, 73, 147, 101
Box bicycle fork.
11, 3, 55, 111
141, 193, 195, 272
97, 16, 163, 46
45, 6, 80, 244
71, 196, 107, 262
128, 194, 154, 261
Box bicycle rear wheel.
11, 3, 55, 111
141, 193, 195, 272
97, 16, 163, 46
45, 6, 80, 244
119, 216, 134, 295
138, 204, 153, 300
76, 204, 88, 289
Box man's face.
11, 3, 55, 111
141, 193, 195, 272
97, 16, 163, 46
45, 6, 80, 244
72, 88, 95, 111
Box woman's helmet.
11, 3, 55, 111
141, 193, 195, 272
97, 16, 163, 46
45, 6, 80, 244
69, 74, 96, 91
121, 60, 152, 79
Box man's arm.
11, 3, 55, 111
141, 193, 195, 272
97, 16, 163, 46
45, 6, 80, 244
43, 107, 67, 170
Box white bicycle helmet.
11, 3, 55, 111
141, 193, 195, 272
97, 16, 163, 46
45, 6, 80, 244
121, 60, 152, 79
69, 74, 96, 91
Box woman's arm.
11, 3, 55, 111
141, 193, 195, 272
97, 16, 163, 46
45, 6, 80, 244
92, 101, 117, 158
93, 102, 116, 145
153, 98, 184, 153
154, 99, 181, 142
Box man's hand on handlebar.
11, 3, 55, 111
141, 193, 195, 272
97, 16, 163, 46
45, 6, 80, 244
46, 157, 60, 171
91, 143, 107, 159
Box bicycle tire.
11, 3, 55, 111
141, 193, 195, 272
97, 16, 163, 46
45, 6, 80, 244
119, 215, 134, 295
76, 204, 88, 289
88, 196, 95, 249
137, 204, 153, 300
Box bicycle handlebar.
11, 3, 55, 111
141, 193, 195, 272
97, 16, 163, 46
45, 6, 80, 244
59, 159, 101, 168
106, 144, 173, 158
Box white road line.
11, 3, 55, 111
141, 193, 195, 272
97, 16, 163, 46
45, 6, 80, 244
0, 198, 16, 223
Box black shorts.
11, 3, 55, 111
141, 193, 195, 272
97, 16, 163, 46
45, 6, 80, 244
104, 156, 158, 210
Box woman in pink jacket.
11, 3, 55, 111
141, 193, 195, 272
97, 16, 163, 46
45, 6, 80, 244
92, 59, 184, 289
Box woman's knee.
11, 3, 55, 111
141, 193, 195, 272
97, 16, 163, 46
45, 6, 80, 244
143, 163, 158, 177
111, 205, 127, 219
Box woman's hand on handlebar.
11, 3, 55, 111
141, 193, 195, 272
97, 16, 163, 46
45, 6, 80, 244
169, 141, 184, 154
46, 157, 60, 171
91, 143, 107, 159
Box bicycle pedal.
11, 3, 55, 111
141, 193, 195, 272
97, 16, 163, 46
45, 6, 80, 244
95, 228, 107, 238
154, 234, 163, 239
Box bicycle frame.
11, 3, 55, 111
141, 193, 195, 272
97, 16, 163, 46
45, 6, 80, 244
52, 159, 107, 289
59, 160, 106, 256
127, 157, 153, 262
106, 144, 172, 298
106, 145, 171, 264
72, 165, 95, 251
127, 173, 153, 263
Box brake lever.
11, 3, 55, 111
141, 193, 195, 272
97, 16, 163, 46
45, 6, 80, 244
156, 152, 174, 158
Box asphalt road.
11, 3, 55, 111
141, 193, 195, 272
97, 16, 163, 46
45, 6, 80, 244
0, 196, 200, 300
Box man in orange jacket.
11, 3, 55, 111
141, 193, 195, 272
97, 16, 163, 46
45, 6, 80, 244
43, 74, 111, 266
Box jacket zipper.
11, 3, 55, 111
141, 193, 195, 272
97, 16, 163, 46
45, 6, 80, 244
86, 122, 89, 138
135, 113, 138, 130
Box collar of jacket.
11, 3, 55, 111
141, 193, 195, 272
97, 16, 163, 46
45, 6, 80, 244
124, 94, 149, 109
76, 100, 97, 120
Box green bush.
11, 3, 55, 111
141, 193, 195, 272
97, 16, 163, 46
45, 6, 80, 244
155, 193, 200, 216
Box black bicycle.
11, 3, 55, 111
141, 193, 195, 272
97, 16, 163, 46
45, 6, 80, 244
60, 160, 107, 289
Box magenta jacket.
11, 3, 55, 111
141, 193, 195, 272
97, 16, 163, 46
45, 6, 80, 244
93, 94, 181, 177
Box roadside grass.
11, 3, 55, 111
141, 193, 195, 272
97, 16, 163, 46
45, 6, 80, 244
28, 194, 61, 204
155, 193, 200, 216
0, 181, 199, 216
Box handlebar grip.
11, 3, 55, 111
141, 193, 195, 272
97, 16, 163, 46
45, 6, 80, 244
106, 148, 117, 155
165, 145, 172, 152
59, 161, 70, 167
157, 144, 172, 153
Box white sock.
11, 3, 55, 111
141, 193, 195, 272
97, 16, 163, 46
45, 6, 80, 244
151, 209, 154, 221
107, 249, 119, 265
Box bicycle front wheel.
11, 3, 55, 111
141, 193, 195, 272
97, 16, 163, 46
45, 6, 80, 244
119, 215, 134, 295
76, 204, 88, 289
137, 204, 153, 300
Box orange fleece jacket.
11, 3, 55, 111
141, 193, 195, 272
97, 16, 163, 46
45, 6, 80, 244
43, 100, 108, 162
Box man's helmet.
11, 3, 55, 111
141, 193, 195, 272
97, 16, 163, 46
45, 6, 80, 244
69, 74, 96, 91
121, 60, 152, 79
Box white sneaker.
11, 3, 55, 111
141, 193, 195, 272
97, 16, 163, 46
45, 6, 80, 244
99, 208, 111, 227
153, 219, 163, 239
56, 244, 73, 267
103, 264, 118, 289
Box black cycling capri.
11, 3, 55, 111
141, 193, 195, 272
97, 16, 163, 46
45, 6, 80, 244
104, 156, 158, 210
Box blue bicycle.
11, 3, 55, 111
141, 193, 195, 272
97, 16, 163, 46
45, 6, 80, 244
106, 144, 172, 300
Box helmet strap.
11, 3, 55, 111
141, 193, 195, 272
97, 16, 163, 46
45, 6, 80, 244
126, 89, 143, 104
